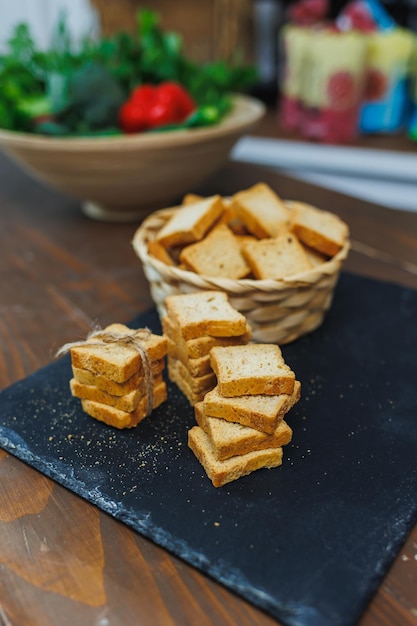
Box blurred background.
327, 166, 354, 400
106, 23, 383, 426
0, 0, 416, 211
1, 1, 416, 97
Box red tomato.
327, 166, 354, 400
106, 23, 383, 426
118, 100, 148, 133
147, 101, 177, 128
130, 84, 157, 107
156, 82, 196, 121
118, 81, 196, 133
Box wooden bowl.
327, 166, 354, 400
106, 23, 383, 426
0, 95, 265, 222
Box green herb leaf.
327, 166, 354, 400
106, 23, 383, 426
0, 9, 257, 135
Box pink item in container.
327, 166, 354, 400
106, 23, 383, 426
279, 24, 312, 131
299, 30, 368, 143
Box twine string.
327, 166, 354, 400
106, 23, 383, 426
56, 327, 155, 416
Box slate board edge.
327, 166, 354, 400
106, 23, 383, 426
0, 428, 309, 626
1, 425, 412, 626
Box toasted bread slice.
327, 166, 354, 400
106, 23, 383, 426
80, 381, 167, 429
231, 183, 291, 238
302, 243, 328, 267
70, 374, 163, 412
235, 234, 257, 249
179, 224, 251, 279
210, 344, 295, 397
70, 324, 167, 383
182, 193, 204, 205
215, 199, 241, 230
167, 360, 211, 405
167, 356, 216, 393
166, 338, 212, 377
72, 360, 164, 396
195, 402, 293, 460
148, 240, 175, 266
188, 426, 283, 487
104, 324, 167, 362
242, 231, 313, 280
203, 381, 301, 433
155, 195, 224, 248
164, 291, 247, 340
162, 316, 252, 359
289, 201, 349, 257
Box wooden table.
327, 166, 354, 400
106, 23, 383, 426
0, 149, 416, 626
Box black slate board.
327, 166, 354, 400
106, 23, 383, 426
1, 272, 417, 626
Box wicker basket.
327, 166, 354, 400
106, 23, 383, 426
132, 207, 350, 344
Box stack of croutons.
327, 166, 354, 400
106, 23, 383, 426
188, 343, 300, 487
69, 323, 168, 429
162, 291, 252, 405
147, 183, 349, 279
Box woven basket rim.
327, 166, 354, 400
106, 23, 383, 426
132, 205, 350, 292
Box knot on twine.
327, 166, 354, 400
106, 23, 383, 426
56, 326, 155, 416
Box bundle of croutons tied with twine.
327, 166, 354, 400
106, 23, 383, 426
132, 182, 350, 345
60, 323, 168, 429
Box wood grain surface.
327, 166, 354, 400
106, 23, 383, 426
0, 144, 416, 626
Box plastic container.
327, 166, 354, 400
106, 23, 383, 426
360, 28, 416, 133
